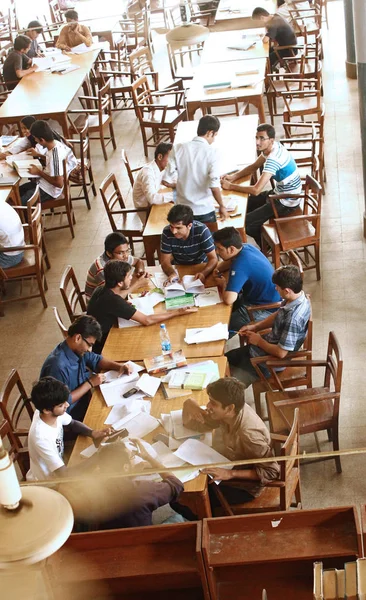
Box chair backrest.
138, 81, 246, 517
121, 149, 137, 187
26, 185, 41, 226
0, 369, 33, 432
0, 418, 28, 479
29, 202, 44, 266
60, 265, 87, 322
324, 331, 343, 395
97, 80, 112, 119
129, 45, 153, 76
99, 173, 126, 231
131, 75, 152, 122
49, 0, 65, 23
70, 117, 91, 171
280, 407, 300, 510
53, 306, 68, 339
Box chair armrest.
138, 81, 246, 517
77, 95, 99, 101
0, 244, 27, 254
68, 109, 99, 114
266, 359, 326, 369
273, 392, 340, 409
270, 433, 287, 443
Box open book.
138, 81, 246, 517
8, 158, 42, 178
153, 273, 206, 298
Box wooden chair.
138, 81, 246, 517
60, 265, 87, 322
41, 160, 75, 238
166, 40, 203, 81
201, 98, 249, 118
69, 80, 117, 161
0, 202, 48, 316
0, 418, 29, 479
0, 368, 33, 444
119, 9, 150, 53
48, 0, 66, 24
266, 331, 343, 473
67, 118, 96, 210
94, 49, 136, 114
211, 408, 301, 515
25, 186, 51, 271
261, 175, 322, 280
99, 173, 149, 252
53, 306, 68, 338
121, 148, 143, 187
131, 75, 186, 157
129, 45, 159, 90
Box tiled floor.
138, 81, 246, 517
2, 0, 366, 509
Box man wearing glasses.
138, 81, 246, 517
85, 232, 146, 301
221, 123, 302, 248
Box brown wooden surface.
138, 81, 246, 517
0, 160, 20, 204
213, 0, 276, 28
201, 29, 269, 64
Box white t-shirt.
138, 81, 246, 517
39, 140, 77, 198
26, 409, 72, 481
132, 160, 173, 208
0, 201, 25, 256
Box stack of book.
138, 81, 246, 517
314, 557, 366, 599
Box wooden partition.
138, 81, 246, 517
202, 507, 362, 600
46, 521, 210, 600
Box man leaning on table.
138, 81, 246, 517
40, 315, 133, 421
56, 9, 93, 52
132, 142, 175, 209
221, 123, 302, 248
164, 115, 228, 223
3, 35, 37, 90
160, 204, 218, 285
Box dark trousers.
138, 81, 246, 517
208, 482, 254, 510
194, 210, 217, 224
245, 192, 299, 247
269, 46, 298, 70
20, 181, 54, 206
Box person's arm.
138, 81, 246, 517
56, 26, 72, 51
28, 163, 63, 188
202, 466, 260, 482
97, 358, 133, 375
209, 150, 227, 220
222, 170, 273, 196
162, 147, 177, 187
182, 398, 217, 430
138, 168, 171, 205
132, 306, 197, 327
198, 249, 218, 280
15, 64, 37, 78
160, 248, 179, 280
222, 155, 265, 183
65, 419, 112, 443
211, 187, 228, 220
131, 257, 146, 276
239, 310, 279, 334
161, 179, 176, 189
76, 25, 93, 47
245, 330, 288, 359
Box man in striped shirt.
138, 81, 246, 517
222, 123, 302, 247
160, 205, 218, 284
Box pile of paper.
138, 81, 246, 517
184, 323, 229, 344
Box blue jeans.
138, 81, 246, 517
246, 192, 299, 247
0, 251, 24, 268
194, 210, 217, 224
229, 305, 276, 336
20, 181, 54, 206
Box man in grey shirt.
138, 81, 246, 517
252, 7, 297, 68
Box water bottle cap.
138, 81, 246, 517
160, 323, 166, 329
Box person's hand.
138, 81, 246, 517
130, 438, 164, 470
213, 272, 226, 288
245, 331, 262, 346
28, 164, 41, 176
220, 173, 235, 184
164, 273, 180, 286
177, 306, 198, 315
26, 149, 43, 158
130, 275, 148, 291
202, 467, 232, 482
0, 151, 7, 160
118, 362, 133, 376
134, 260, 146, 278
194, 272, 206, 283
218, 205, 229, 221
238, 324, 257, 337
63, 46, 72, 52
221, 179, 232, 191
32, 65, 38, 72
184, 399, 206, 424
89, 373, 105, 387
91, 426, 114, 446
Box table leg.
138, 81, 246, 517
179, 483, 212, 519
143, 235, 159, 266
250, 95, 266, 123
186, 101, 200, 120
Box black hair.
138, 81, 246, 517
154, 142, 172, 160
277, 0, 286, 7
21, 115, 36, 129
104, 232, 128, 255
14, 35, 31, 51
257, 123, 276, 139
31, 376, 70, 412
252, 7, 270, 17
272, 265, 303, 293
30, 120, 54, 142
104, 259, 132, 288
27, 20, 43, 34
213, 227, 242, 249
206, 377, 245, 414
167, 204, 194, 226
68, 315, 102, 341
197, 115, 220, 137
65, 9, 78, 20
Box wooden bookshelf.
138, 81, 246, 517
46, 522, 210, 599
202, 507, 362, 600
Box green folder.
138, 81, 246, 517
165, 293, 195, 310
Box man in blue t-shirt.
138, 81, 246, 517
213, 227, 281, 333
160, 204, 218, 284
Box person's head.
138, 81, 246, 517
256, 123, 276, 154
65, 9, 79, 22
167, 205, 194, 239
154, 142, 172, 171
104, 232, 131, 262
252, 7, 270, 21
31, 376, 70, 416
14, 35, 31, 54
67, 315, 102, 356
272, 265, 303, 299
30, 120, 54, 146
206, 377, 245, 421
213, 227, 243, 260
21, 115, 36, 138
103, 259, 133, 290
197, 115, 220, 144
26, 20, 43, 40
277, 0, 286, 7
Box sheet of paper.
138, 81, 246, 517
147, 291, 165, 307
137, 373, 161, 397
114, 411, 160, 438
195, 287, 221, 308
152, 441, 187, 467
80, 444, 98, 458
161, 413, 173, 435
105, 399, 151, 425
184, 323, 229, 344
100, 373, 142, 407
104, 361, 143, 383
118, 317, 141, 328
172, 467, 200, 483
174, 438, 229, 466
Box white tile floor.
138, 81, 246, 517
1, 0, 366, 510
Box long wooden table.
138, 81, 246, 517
0, 49, 101, 137
213, 0, 276, 31
201, 29, 269, 64
69, 356, 229, 519
0, 160, 21, 205
142, 115, 257, 265
185, 57, 267, 121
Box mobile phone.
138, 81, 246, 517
123, 387, 138, 398
104, 428, 128, 443
229, 212, 242, 218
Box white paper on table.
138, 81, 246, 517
174, 438, 230, 467
172, 467, 200, 483
147, 291, 165, 307
195, 287, 221, 308
152, 441, 187, 467
132, 295, 155, 314
184, 323, 229, 344
80, 444, 98, 458
137, 373, 161, 397
33, 54, 71, 71
161, 413, 173, 435
103, 361, 144, 383
114, 411, 160, 438
118, 317, 141, 328
100, 374, 142, 407
181, 275, 205, 294
171, 409, 201, 440
105, 399, 151, 425
168, 436, 182, 450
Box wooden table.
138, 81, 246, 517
69, 356, 229, 519
213, 0, 276, 31
185, 58, 267, 121
0, 160, 20, 205
143, 115, 258, 265
0, 49, 101, 137
84, 17, 121, 50
201, 29, 269, 64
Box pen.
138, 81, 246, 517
229, 330, 239, 334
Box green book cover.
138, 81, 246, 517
165, 293, 195, 310
183, 372, 209, 390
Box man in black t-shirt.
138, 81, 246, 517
87, 260, 197, 352
252, 7, 297, 68
3, 35, 37, 90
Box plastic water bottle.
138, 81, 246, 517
160, 324, 171, 355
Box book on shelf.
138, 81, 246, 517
345, 560, 357, 600
165, 293, 195, 310
144, 349, 187, 375
335, 569, 344, 599
313, 561, 323, 600
357, 558, 366, 600
323, 568, 337, 600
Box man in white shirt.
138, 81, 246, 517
27, 376, 112, 481
132, 142, 175, 209
0, 201, 25, 268
19, 120, 77, 206
164, 115, 228, 224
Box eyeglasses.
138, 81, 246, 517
81, 337, 93, 349
255, 136, 270, 141
113, 248, 132, 256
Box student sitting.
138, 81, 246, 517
56, 10, 93, 52
18, 120, 77, 206
25, 20, 44, 58
252, 7, 297, 68
212, 227, 281, 332
27, 377, 184, 528
0, 202, 25, 269
226, 265, 311, 388
160, 204, 218, 285
85, 232, 146, 301
0, 115, 73, 160
182, 378, 280, 510
87, 259, 198, 353
3, 35, 37, 90
132, 142, 175, 209
40, 315, 132, 421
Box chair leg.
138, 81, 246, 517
253, 388, 263, 420
314, 432, 321, 453
100, 128, 108, 161
332, 426, 342, 474
109, 121, 117, 150
82, 180, 91, 210
314, 241, 321, 281
36, 270, 48, 309
294, 479, 302, 508
89, 166, 97, 196
66, 203, 75, 238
